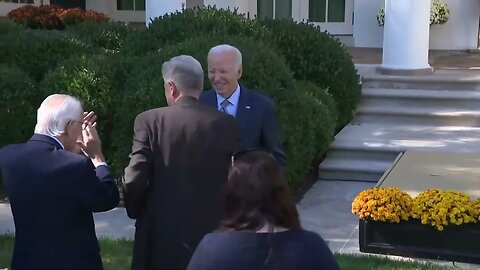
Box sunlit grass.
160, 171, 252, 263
0, 234, 465, 270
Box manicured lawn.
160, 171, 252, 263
0, 234, 463, 269
335, 254, 462, 270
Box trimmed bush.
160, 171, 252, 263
40, 54, 167, 178
0, 20, 26, 36
108, 54, 167, 176
293, 81, 336, 154
2, 30, 92, 81
128, 6, 269, 55
297, 80, 338, 125
66, 21, 139, 53
258, 19, 361, 129
138, 7, 360, 129
157, 35, 334, 186
0, 66, 37, 148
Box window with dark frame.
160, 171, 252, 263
117, 0, 145, 11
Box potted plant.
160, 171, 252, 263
376, 0, 450, 27
353, 187, 480, 264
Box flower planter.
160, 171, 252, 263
359, 219, 480, 264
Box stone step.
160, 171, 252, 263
355, 104, 480, 126
318, 123, 480, 182
356, 88, 480, 126
326, 148, 400, 162
357, 65, 480, 90
318, 158, 392, 182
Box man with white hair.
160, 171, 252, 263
123, 55, 241, 269
200, 44, 286, 170
0, 94, 119, 269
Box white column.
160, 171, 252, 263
146, 0, 186, 27
381, 0, 432, 72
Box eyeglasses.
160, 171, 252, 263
231, 148, 272, 167
69, 120, 85, 130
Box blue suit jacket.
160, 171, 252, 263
200, 86, 286, 169
0, 134, 119, 269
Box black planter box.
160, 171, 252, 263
359, 219, 480, 264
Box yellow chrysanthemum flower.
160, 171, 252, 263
352, 187, 413, 223
412, 189, 478, 231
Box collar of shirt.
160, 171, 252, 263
41, 133, 65, 150
216, 84, 241, 116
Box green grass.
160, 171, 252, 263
0, 234, 132, 270
335, 254, 463, 270
0, 234, 464, 270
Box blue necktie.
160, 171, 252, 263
220, 99, 230, 114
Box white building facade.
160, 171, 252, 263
1, 0, 479, 50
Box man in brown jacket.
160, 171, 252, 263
122, 55, 241, 269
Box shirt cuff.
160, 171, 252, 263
94, 162, 108, 168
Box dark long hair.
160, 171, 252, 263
219, 150, 301, 231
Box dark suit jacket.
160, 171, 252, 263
122, 96, 241, 270
0, 134, 119, 270
200, 86, 286, 169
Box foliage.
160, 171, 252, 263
0, 66, 38, 148
66, 21, 139, 52
157, 35, 335, 185
40, 55, 119, 172
412, 189, 478, 231
376, 0, 450, 27
352, 187, 413, 223
0, 20, 26, 36
0, 7, 359, 190
7, 5, 109, 30
259, 19, 361, 129
1, 30, 91, 81
108, 54, 167, 177
141, 6, 268, 52
39, 54, 166, 178
141, 7, 360, 129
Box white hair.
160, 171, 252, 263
162, 55, 204, 93
208, 44, 243, 69
34, 94, 83, 137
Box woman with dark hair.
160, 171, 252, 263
187, 150, 339, 270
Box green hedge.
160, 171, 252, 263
40, 54, 167, 178
0, 66, 37, 193
66, 21, 139, 53
1, 7, 360, 190
259, 19, 361, 129
138, 8, 360, 129
157, 35, 334, 185
1, 30, 92, 81
0, 66, 37, 148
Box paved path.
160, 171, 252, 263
1, 181, 478, 269
0, 204, 135, 240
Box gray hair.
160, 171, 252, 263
162, 55, 204, 93
208, 44, 243, 69
34, 94, 83, 137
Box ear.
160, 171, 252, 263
237, 65, 243, 80
169, 81, 180, 99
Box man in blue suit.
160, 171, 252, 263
0, 94, 119, 269
200, 44, 286, 169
